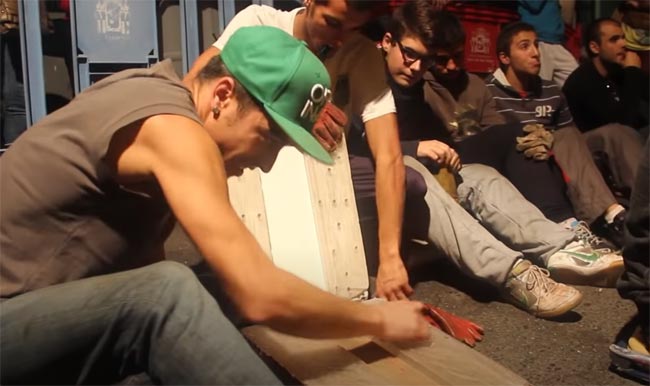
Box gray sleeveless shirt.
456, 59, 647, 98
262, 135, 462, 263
0, 60, 202, 297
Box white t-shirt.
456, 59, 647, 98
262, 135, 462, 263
213, 5, 395, 123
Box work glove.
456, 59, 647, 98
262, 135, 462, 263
312, 102, 347, 151
516, 123, 554, 161
422, 303, 484, 347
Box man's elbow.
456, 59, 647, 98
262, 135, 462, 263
232, 276, 294, 324
373, 148, 404, 169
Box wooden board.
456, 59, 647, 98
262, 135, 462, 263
243, 325, 530, 386
228, 141, 528, 385
227, 138, 368, 299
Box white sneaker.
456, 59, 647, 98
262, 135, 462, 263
547, 241, 624, 287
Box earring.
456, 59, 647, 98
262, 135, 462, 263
212, 106, 220, 118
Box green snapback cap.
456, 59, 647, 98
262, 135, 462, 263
221, 26, 333, 165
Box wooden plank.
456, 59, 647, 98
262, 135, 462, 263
227, 140, 368, 298
227, 168, 272, 257
243, 325, 530, 386
304, 137, 368, 299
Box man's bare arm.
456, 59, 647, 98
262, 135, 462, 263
113, 114, 429, 341
364, 113, 412, 300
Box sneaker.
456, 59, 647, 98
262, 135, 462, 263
503, 260, 583, 318
547, 241, 624, 287
571, 221, 618, 252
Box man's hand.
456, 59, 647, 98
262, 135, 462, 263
376, 257, 414, 301
624, 50, 642, 68
371, 300, 431, 342
312, 102, 347, 151
416, 140, 462, 172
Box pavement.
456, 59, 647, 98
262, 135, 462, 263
165, 226, 642, 386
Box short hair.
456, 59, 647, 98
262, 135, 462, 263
384, 0, 437, 51
430, 10, 465, 52
496, 21, 536, 58
584, 17, 621, 57
198, 55, 258, 112
314, 0, 386, 13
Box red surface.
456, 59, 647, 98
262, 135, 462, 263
448, 3, 519, 74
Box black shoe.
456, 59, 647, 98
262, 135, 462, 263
594, 211, 626, 249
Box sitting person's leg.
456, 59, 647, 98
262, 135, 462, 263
458, 163, 573, 262
582, 123, 644, 193
403, 157, 520, 285
458, 163, 624, 287
456, 123, 576, 223
0, 261, 280, 385
403, 157, 582, 317
552, 126, 624, 222
503, 150, 576, 224
617, 139, 650, 353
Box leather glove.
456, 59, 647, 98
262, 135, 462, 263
312, 102, 347, 151
516, 123, 554, 160
422, 303, 484, 347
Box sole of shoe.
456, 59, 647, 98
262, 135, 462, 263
548, 260, 624, 287
533, 291, 584, 319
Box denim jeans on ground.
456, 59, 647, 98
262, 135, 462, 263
404, 158, 575, 285
0, 261, 281, 385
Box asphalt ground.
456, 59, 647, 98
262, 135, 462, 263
165, 226, 642, 386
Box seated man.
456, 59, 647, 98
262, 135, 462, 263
187, 0, 411, 301
0, 27, 429, 385
386, 8, 610, 253
373, 1, 621, 320
563, 18, 646, 194
486, 21, 629, 248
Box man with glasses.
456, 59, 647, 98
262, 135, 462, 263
372, 2, 628, 319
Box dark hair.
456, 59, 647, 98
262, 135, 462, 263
496, 21, 536, 58
584, 17, 621, 57
384, 0, 437, 51
314, 0, 386, 12
430, 10, 465, 52
198, 55, 258, 112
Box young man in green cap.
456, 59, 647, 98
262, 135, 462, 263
0, 26, 429, 385
187, 1, 411, 293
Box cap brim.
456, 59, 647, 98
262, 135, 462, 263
264, 105, 334, 165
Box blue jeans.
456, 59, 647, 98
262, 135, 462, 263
0, 261, 281, 385
1, 30, 27, 147
403, 157, 575, 285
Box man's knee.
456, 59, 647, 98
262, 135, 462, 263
135, 261, 204, 308
459, 164, 502, 188
405, 166, 427, 199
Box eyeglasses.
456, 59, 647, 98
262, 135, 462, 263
396, 40, 436, 68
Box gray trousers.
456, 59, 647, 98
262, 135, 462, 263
582, 123, 644, 192
553, 125, 617, 223
0, 262, 280, 385
403, 158, 575, 285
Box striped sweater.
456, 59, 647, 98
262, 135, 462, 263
485, 68, 573, 130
